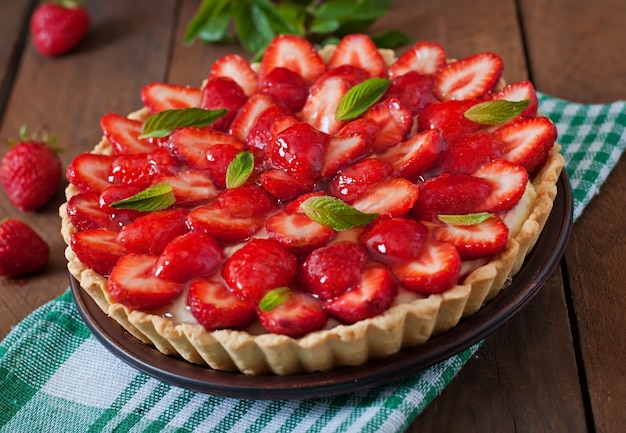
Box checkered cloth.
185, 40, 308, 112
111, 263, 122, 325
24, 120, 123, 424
1, 93, 625, 432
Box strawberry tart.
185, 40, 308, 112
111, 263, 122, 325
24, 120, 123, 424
61, 34, 564, 375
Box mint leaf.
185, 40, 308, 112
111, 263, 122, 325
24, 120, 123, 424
139, 108, 228, 139
438, 212, 494, 226
259, 287, 292, 312
335, 77, 390, 121
225, 151, 255, 189
110, 182, 176, 212
371, 30, 412, 49
464, 99, 531, 125
300, 196, 378, 230
184, 0, 232, 45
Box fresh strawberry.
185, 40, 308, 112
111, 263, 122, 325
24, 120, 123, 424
199, 77, 248, 131
329, 157, 393, 204
203, 144, 240, 189
188, 276, 256, 330
324, 265, 398, 324
257, 288, 328, 337
321, 133, 370, 179
228, 93, 277, 143
362, 97, 412, 150
216, 184, 277, 218
299, 76, 350, 135
494, 116, 558, 175
154, 232, 224, 283
438, 130, 504, 175
0, 219, 49, 276
222, 238, 298, 303
100, 113, 157, 155
433, 215, 509, 260
66, 152, 114, 193
270, 122, 329, 180
472, 159, 529, 212
1, 128, 62, 211
387, 41, 447, 78
300, 241, 369, 300
417, 99, 482, 141
259, 67, 309, 113
245, 105, 292, 162
155, 170, 219, 207
257, 168, 316, 201
379, 129, 446, 181
266, 210, 336, 256
108, 148, 178, 185
328, 33, 386, 77
66, 191, 117, 231
70, 228, 126, 276
352, 177, 420, 217
115, 208, 189, 255
359, 217, 428, 266
187, 201, 264, 244
168, 126, 244, 170
434, 52, 504, 101
410, 173, 493, 221
392, 240, 461, 295
259, 34, 326, 86
30, 0, 90, 57
141, 82, 202, 113
489, 80, 539, 120
385, 71, 437, 115
108, 253, 184, 310
208, 53, 258, 96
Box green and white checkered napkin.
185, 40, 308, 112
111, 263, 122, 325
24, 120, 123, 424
1, 93, 625, 433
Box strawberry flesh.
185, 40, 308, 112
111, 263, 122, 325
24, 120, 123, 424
0, 219, 49, 276
155, 232, 224, 283
258, 290, 328, 338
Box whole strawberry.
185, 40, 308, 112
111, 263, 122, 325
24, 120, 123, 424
0, 219, 49, 277
1, 127, 63, 211
30, 0, 90, 57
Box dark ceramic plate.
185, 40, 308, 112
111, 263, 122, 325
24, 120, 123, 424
70, 174, 573, 400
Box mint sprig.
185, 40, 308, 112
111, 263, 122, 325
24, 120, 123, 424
438, 212, 494, 226
335, 77, 391, 121
139, 108, 228, 139
225, 151, 255, 189
300, 195, 378, 231
110, 182, 176, 212
259, 287, 292, 312
464, 99, 531, 126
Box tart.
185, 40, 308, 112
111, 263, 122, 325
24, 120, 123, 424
61, 34, 564, 375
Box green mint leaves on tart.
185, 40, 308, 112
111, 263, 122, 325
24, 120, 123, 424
335, 77, 391, 121
225, 151, 255, 189
301, 195, 378, 230
438, 212, 494, 225
259, 287, 292, 312
139, 108, 228, 139
464, 99, 531, 125
110, 182, 176, 212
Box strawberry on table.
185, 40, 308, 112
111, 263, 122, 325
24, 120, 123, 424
0, 219, 49, 277
30, 0, 90, 57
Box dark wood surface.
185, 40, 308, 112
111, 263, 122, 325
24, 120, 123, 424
0, 1, 624, 431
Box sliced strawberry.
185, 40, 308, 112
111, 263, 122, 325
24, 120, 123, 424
208, 53, 258, 96
300, 241, 369, 300
257, 288, 327, 338
266, 210, 336, 256
362, 97, 412, 150
141, 82, 202, 113
222, 238, 298, 303
417, 99, 482, 141
100, 113, 157, 155
336, 117, 380, 147
379, 129, 446, 181
216, 184, 277, 218
187, 201, 263, 244
204, 144, 242, 189
317, 64, 370, 88
115, 208, 189, 255
321, 133, 370, 179
434, 52, 504, 101
155, 232, 224, 284
66, 152, 114, 194
433, 215, 509, 260
259, 66, 309, 113
257, 168, 317, 201
228, 93, 277, 143
270, 122, 330, 181
199, 77, 248, 131
328, 33, 386, 77
359, 217, 429, 266
494, 116, 557, 175
168, 126, 244, 169
472, 159, 529, 212
245, 105, 291, 162
108, 253, 184, 310
188, 276, 256, 330
70, 228, 127, 276
259, 34, 326, 86
108, 148, 179, 185
66, 191, 117, 231
438, 130, 504, 175
352, 177, 419, 217
324, 266, 398, 324
489, 80, 539, 120
299, 76, 350, 135
98, 182, 149, 228
387, 41, 447, 78
153, 169, 219, 207
329, 157, 393, 204
385, 71, 437, 115
410, 173, 493, 221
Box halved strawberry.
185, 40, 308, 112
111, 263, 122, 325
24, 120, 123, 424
168, 127, 244, 169
433, 215, 509, 260
328, 33, 386, 78
216, 184, 277, 218
329, 157, 393, 203
188, 276, 256, 330
70, 228, 127, 276
472, 159, 529, 213
392, 240, 461, 295
108, 148, 178, 185
379, 129, 446, 181
115, 208, 189, 255
204, 144, 243, 189
324, 265, 398, 324
141, 82, 202, 113
259, 67, 309, 113
187, 201, 263, 244
299, 76, 350, 135
434, 52, 504, 101
257, 288, 328, 338
489, 80, 539, 120
98, 182, 149, 228
66, 152, 114, 194
321, 133, 370, 179
438, 130, 504, 175
359, 217, 429, 266
100, 113, 157, 155
259, 34, 326, 85
153, 170, 219, 207
228, 93, 277, 142
417, 99, 482, 141
208, 53, 258, 96
317, 64, 370, 88
494, 116, 557, 175
108, 253, 184, 310
270, 122, 329, 181
245, 105, 291, 162
266, 210, 336, 256
352, 177, 419, 217
155, 232, 224, 284
387, 41, 447, 78
66, 191, 116, 231
257, 168, 317, 201
199, 77, 248, 131
362, 97, 412, 150
336, 117, 380, 147
385, 71, 437, 115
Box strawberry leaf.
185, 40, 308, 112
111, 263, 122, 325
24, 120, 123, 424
438, 212, 494, 226
464, 99, 531, 125
335, 77, 391, 121
259, 287, 292, 312
139, 108, 228, 139
226, 151, 255, 189
300, 196, 378, 230
110, 182, 176, 212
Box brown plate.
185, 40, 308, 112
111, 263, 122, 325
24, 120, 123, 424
70, 173, 573, 400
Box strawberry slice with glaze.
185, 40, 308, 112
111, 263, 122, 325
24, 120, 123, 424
266, 210, 336, 256
352, 177, 420, 217
66, 191, 117, 231
434, 52, 504, 101
246, 105, 292, 162
216, 184, 277, 219
141, 82, 202, 112
168, 127, 244, 169
115, 208, 189, 255
387, 41, 447, 78
438, 130, 504, 175
321, 133, 370, 179
259, 67, 309, 113
154, 170, 219, 207
66, 152, 114, 193
385, 71, 437, 115
380, 129, 446, 181
187, 201, 264, 244
208, 53, 258, 97
70, 228, 127, 276
299, 76, 350, 135
109, 148, 179, 185
257, 289, 328, 338
417, 99, 482, 141
270, 122, 329, 181
489, 80, 539, 120
328, 33, 386, 77
329, 157, 393, 204
362, 97, 412, 150
359, 217, 429, 266
155, 232, 224, 284
433, 215, 509, 260
259, 34, 326, 86
472, 159, 529, 212
258, 168, 317, 201
199, 77, 248, 131
100, 113, 157, 155
229, 93, 277, 143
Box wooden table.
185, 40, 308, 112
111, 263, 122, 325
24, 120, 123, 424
1, 1, 624, 431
